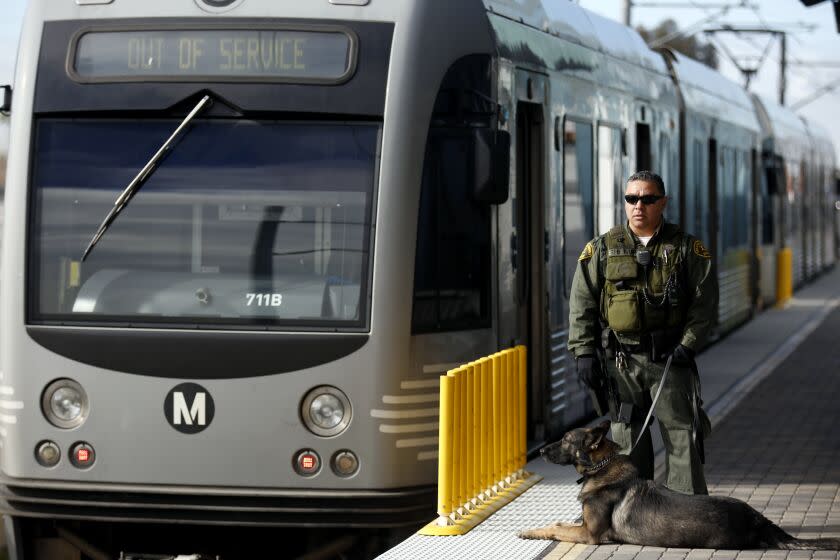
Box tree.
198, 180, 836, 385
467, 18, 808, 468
636, 19, 718, 69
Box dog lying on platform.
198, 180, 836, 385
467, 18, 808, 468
518, 421, 840, 550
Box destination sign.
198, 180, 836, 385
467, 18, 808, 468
72, 29, 354, 82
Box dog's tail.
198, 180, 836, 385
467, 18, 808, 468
765, 522, 840, 550
779, 538, 840, 551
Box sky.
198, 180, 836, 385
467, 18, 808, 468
0, 0, 839, 158
578, 0, 840, 160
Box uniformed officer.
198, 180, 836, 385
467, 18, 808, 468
568, 170, 718, 495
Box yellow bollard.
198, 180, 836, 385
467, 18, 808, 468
514, 348, 521, 472
776, 247, 793, 306
473, 362, 481, 501
458, 368, 468, 511
419, 346, 542, 536
518, 346, 527, 470
465, 364, 474, 508
450, 369, 462, 514
437, 374, 454, 519
490, 354, 502, 485
505, 350, 514, 477
481, 358, 492, 495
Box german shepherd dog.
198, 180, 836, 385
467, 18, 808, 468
518, 421, 840, 550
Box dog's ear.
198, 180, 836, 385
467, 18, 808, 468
588, 420, 611, 450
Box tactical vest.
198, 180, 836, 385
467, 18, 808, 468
600, 225, 687, 334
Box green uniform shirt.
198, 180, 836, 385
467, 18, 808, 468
567, 221, 719, 358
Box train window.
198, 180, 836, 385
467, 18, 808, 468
412, 55, 494, 333
736, 150, 748, 247
598, 124, 623, 231
764, 154, 779, 195
761, 154, 776, 245
721, 147, 736, 251
636, 122, 651, 172
689, 139, 703, 239
562, 119, 593, 298
29, 119, 379, 328
659, 134, 675, 222
412, 129, 492, 333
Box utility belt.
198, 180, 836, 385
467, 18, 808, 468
601, 327, 682, 363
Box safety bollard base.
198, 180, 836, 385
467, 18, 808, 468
417, 472, 542, 536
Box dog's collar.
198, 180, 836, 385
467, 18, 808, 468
576, 453, 616, 484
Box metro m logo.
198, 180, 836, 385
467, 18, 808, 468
164, 383, 215, 434
173, 391, 205, 426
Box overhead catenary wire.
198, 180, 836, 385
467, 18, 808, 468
648, 5, 733, 48
625, 0, 840, 111
789, 76, 840, 110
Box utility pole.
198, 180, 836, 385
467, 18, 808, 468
623, 0, 632, 26
779, 32, 787, 105
705, 27, 788, 105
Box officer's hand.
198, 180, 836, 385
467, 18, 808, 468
576, 355, 601, 388
672, 344, 695, 365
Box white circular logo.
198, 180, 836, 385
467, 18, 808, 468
195, 0, 245, 13
164, 383, 215, 434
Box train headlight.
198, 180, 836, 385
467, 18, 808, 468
331, 450, 360, 477
35, 441, 61, 468
301, 386, 351, 437
41, 379, 89, 429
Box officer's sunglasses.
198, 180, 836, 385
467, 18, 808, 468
624, 194, 664, 205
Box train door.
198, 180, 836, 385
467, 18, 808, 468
557, 117, 595, 434
750, 148, 760, 309
512, 70, 549, 444
687, 138, 704, 240
708, 138, 719, 261
758, 152, 782, 307
597, 123, 624, 234
636, 106, 652, 172
800, 160, 812, 280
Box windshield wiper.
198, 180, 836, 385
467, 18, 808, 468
81, 94, 213, 261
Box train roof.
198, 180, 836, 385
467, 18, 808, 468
801, 117, 834, 145
799, 116, 837, 166
751, 94, 812, 157
483, 0, 669, 74
665, 50, 760, 132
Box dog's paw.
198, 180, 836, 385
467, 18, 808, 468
517, 529, 544, 540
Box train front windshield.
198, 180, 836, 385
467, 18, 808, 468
29, 119, 379, 329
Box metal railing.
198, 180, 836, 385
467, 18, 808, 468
418, 346, 542, 536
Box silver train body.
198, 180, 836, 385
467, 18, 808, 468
0, 0, 836, 556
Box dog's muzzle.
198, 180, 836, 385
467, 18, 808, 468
540, 441, 573, 465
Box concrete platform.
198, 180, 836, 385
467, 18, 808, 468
379, 266, 840, 560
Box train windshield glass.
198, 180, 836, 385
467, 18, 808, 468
29, 119, 379, 329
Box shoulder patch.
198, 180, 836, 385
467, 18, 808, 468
579, 242, 594, 261
693, 240, 711, 259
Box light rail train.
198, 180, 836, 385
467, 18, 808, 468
0, 0, 836, 558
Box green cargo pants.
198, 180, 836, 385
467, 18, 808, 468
606, 351, 708, 495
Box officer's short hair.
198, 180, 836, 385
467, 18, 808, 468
627, 171, 665, 195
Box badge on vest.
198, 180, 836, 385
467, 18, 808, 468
579, 242, 594, 261
693, 240, 711, 259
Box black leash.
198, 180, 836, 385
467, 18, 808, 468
630, 354, 673, 454
627, 354, 706, 464
690, 358, 705, 464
